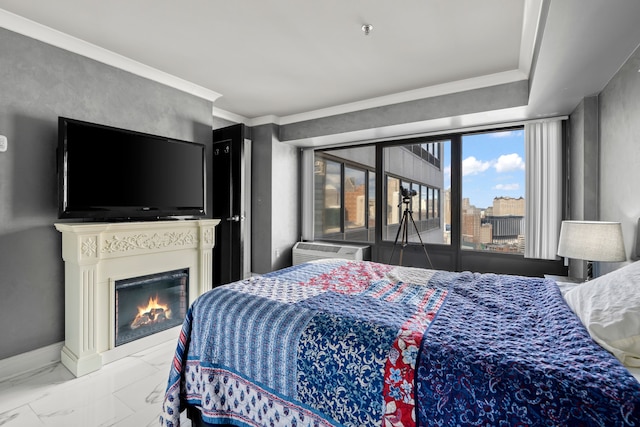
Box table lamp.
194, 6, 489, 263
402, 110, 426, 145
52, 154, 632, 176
557, 220, 626, 280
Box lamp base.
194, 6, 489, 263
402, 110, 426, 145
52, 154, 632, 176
586, 260, 593, 281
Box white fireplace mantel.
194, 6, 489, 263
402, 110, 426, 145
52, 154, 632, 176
55, 219, 219, 377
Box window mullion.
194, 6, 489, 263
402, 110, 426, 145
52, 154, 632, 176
450, 135, 463, 270
340, 163, 345, 236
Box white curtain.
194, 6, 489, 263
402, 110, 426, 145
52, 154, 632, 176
524, 120, 563, 259
300, 148, 315, 241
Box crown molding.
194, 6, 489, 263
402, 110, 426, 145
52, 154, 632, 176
211, 106, 249, 125
0, 8, 222, 103
214, 69, 528, 129
210, 108, 282, 128
247, 115, 281, 127
519, 0, 544, 76
241, 70, 528, 128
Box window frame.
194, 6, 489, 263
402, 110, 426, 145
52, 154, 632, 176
314, 151, 376, 242
309, 124, 566, 277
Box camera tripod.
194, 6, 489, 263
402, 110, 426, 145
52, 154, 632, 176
388, 196, 434, 268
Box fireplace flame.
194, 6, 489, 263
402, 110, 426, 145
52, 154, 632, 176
130, 294, 172, 329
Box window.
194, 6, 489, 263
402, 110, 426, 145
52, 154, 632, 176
314, 158, 341, 238
420, 186, 427, 222
368, 171, 376, 229
433, 189, 439, 220
310, 128, 525, 254
314, 146, 376, 242
382, 141, 449, 244
344, 166, 366, 230
461, 129, 525, 254
386, 176, 400, 226
411, 183, 419, 216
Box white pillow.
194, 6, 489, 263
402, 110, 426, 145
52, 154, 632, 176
564, 261, 640, 368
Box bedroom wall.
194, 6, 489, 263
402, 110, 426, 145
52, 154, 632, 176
0, 28, 213, 360
251, 124, 274, 274
250, 123, 300, 273
569, 96, 599, 222
598, 43, 640, 273
271, 132, 300, 270
567, 96, 599, 278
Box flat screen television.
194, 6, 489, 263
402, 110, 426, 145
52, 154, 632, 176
58, 117, 206, 220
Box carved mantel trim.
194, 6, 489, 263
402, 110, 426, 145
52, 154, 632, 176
56, 220, 218, 262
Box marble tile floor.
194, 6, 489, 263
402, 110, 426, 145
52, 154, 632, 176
0, 339, 188, 426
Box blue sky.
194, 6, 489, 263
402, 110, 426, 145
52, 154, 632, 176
443, 130, 525, 209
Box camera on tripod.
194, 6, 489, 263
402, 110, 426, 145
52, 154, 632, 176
401, 186, 417, 201
389, 186, 433, 268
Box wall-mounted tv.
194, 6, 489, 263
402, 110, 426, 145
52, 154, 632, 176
58, 117, 206, 220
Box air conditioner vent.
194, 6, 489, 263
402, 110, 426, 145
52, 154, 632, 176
292, 241, 370, 265
295, 243, 341, 253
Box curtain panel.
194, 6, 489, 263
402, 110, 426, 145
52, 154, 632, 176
524, 120, 563, 260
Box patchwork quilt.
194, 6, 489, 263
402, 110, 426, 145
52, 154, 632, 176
161, 259, 640, 427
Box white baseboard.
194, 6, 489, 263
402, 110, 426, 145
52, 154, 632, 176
0, 342, 63, 382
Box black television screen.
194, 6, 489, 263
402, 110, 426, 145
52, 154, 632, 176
58, 117, 206, 220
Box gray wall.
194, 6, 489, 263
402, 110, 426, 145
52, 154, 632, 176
0, 28, 213, 360
569, 43, 640, 275
249, 124, 300, 273
271, 135, 299, 270
569, 96, 599, 221
250, 124, 274, 274
567, 96, 599, 278
598, 43, 640, 272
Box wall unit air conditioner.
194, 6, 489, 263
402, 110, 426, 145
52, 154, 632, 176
292, 241, 370, 265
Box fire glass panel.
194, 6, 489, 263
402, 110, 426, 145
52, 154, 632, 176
114, 268, 189, 347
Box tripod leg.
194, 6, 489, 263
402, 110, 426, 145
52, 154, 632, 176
407, 211, 434, 269
388, 210, 405, 264
388, 209, 409, 265
399, 214, 406, 265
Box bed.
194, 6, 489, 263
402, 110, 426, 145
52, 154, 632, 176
161, 259, 640, 426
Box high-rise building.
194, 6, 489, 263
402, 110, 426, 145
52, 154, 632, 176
480, 223, 493, 244
444, 188, 451, 225
493, 196, 525, 216
442, 193, 525, 253
344, 181, 365, 227
484, 216, 524, 240
462, 206, 482, 244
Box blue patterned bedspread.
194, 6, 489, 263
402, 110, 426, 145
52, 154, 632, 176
161, 260, 640, 427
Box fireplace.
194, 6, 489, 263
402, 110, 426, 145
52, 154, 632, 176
55, 219, 219, 377
114, 268, 189, 347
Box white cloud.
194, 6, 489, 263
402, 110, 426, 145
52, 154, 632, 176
494, 153, 525, 173
494, 183, 520, 191
462, 156, 492, 176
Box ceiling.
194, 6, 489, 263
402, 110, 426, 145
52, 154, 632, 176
1, 0, 640, 129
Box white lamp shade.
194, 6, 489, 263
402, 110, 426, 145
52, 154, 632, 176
557, 220, 626, 262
